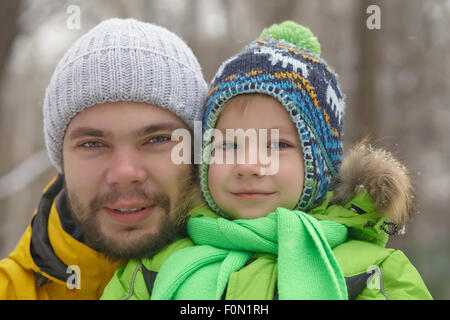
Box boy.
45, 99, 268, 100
102, 21, 432, 300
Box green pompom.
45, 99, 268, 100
260, 21, 321, 56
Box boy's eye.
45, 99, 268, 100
269, 141, 289, 149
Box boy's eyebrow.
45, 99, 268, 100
266, 127, 288, 133
215, 127, 290, 134
67, 123, 185, 140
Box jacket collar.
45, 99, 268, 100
309, 191, 390, 247
19, 175, 121, 292
309, 139, 414, 246
329, 138, 414, 228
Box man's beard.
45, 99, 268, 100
65, 175, 198, 261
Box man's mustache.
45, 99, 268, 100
89, 188, 171, 214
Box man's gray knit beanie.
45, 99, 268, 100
43, 18, 207, 173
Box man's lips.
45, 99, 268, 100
106, 200, 153, 210
103, 203, 157, 224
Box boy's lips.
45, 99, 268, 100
231, 191, 276, 200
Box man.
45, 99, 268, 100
0, 18, 207, 299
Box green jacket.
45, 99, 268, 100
101, 191, 431, 300
101, 142, 433, 300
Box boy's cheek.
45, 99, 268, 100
208, 164, 227, 187
276, 168, 304, 205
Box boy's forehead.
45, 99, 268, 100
217, 94, 294, 130
224, 93, 280, 109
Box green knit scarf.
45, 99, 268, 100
151, 207, 348, 300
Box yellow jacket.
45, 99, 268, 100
0, 176, 122, 299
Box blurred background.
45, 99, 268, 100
0, 0, 448, 299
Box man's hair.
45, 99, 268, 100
43, 18, 207, 173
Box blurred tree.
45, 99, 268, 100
354, 0, 380, 141
0, 0, 23, 255
0, 0, 22, 88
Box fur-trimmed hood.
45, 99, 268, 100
330, 138, 415, 227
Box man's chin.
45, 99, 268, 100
82, 215, 187, 262
65, 171, 197, 261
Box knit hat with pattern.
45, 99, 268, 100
43, 18, 207, 173
200, 21, 345, 215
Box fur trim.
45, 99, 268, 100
330, 138, 415, 226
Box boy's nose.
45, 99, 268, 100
235, 162, 263, 177
232, 143, 268, 177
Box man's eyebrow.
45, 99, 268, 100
67, 127, 110, 140
67, 123, 186, 141
136, 123, 187, 136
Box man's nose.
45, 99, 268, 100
106, 151, 148, 186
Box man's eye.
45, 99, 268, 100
81, 141, 104, 148
269, 141, 289, 149
147, 136, 170, 144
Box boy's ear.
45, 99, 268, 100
330, 137, 414, 227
